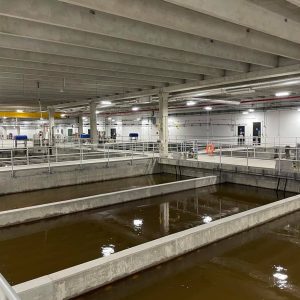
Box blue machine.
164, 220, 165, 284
14, 135, 28, 141
14, 135, 28, 148
129, 133, 139, 141
80, 134, 90, 139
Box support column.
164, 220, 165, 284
78, 116, 83, 136
48, 107, 55, 146
159, 91, 169, 158
89, 102, 98, 146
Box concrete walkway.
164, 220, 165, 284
0, 155, 151, 173
192, 154, 276, 169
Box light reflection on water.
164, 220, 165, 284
273, 265, 288, 289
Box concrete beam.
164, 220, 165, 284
0, 35, 223, 78
0, 58, 184, 84
0, 46, 202, 81
0, 0, 279, 65
163, 0, 300, 45
0, 18, 249, 73
101, 63, 300, 101
54, 0, 300, 61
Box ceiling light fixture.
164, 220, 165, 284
186, 100, 196, 106
101, 100, 112, 105
132, 107, 139, 111
16, 110, 24, 113
275, 91, 291, 97
242, 111, 249, 115
204, 106, 212, 111
248, 109, 255, 112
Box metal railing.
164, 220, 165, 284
0, 274, 20, 300
167, 138, 300, 175
0, 141, 160, 176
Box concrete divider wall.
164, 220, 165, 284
14, 193, 300, 300
0, 176, 218, 228
160, 158, 300, 193
0, 158, 159, 195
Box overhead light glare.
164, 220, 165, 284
16, 110, 24, 113
186, 100, 196, 106
132, 107, 139, 111
248, 109, 255, 112
275, 91, 290, 97
204, 106, 212, 111
101, 100, 112, 105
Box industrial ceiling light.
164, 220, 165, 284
107, 117, 112, 120
248, 109, 255, 112
101, 100, 112, 105
132, 106, 139, 111
61, 114, 66, 117
186, 100, 196, 106
204, 106, 212, 111
16, 109, 24, 113
275, 91, 291, 97
3, 116, 7, 119
242, 111, 249, 115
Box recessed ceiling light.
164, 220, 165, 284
186, 100, 196, 106
101, 100, 112, 105
242, 111, 249, 115
204, 106, 212, 111
132, 107, 139, 111
275, 91, 290, 97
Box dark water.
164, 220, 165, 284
78, 208, 300, 300
0, 174, 185, 211
0, 183, 293, 285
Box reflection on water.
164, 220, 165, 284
0, 183, 294, 285
78, 211, 300, 300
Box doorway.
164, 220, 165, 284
237, 126, 245, 145
110, 128, 117, 140
253, 122, 261, 145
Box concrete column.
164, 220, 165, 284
48, 107, 55, 145
2, 127, 7, 139
159, 91, 169, 157
78, 116, 83, 136
89, 102, 98, 145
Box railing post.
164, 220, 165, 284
47, 147, 51, 173
10, 150, 14, 177
246, 145, 249, 171
219, 144, 222, 170
26, 146, 29, 165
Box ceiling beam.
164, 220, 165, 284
0, 0, 279, 66
0, 17, 249, 73
0, 34, 224, 77
163, 0, 300, 45
54, 0, 300, 60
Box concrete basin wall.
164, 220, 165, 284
0, 176, 218, 228
14, 193, 300, 300
0, 158, 159, 195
